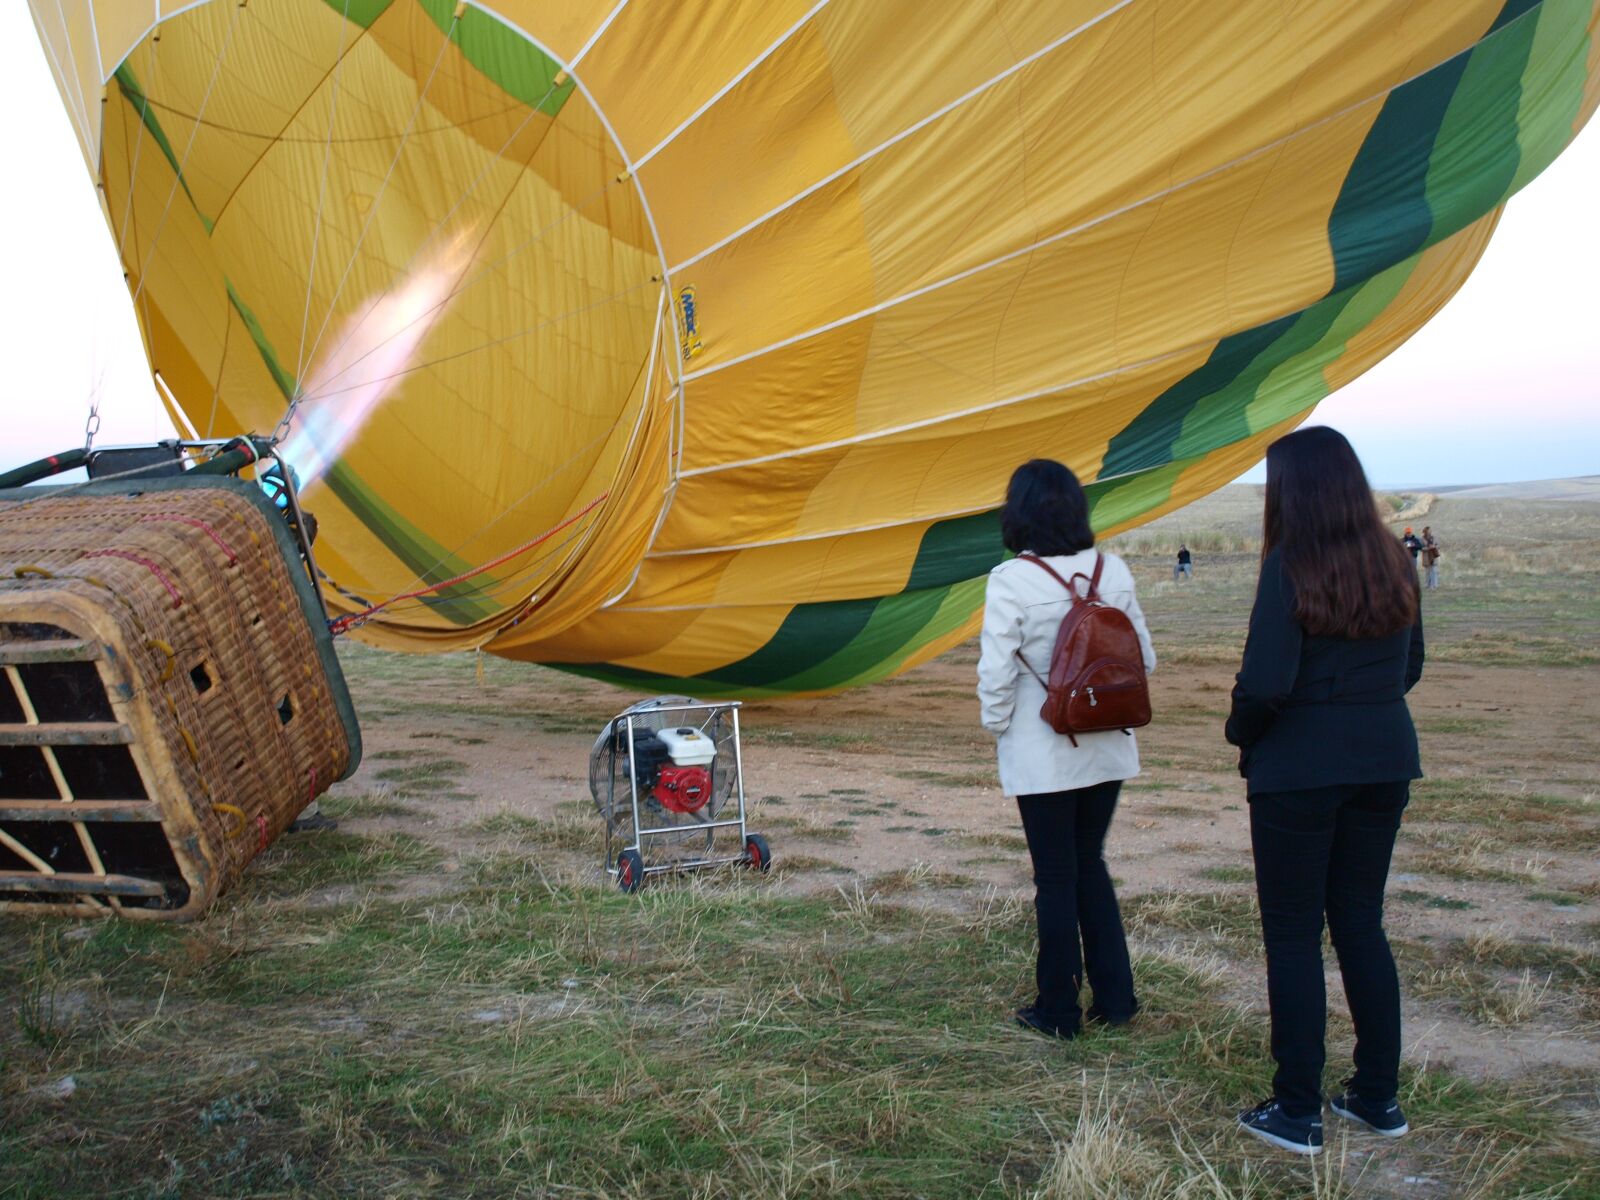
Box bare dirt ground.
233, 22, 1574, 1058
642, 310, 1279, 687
326, 490, 1600, 1092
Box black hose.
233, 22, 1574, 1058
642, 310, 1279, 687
0, 448, 89, 489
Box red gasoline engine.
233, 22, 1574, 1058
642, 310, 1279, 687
625, 725, 717, 814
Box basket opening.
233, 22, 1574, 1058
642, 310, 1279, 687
189, 662, 213, 695
0, 747, 58, 798
277, 693, 294, 726
17, 661, 114, 723
54, 746, 148, 800
0, 622, 74, 641
95, 823, 189, 909
0, 819, 94, 873
0, 677, 22, 723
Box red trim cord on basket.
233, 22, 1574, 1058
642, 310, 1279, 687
82, 550, 183, 608
138, 513, 239, 565
327, 491, 610, 635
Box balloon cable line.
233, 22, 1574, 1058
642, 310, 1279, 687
293, 0, 358, 388
340, 513, 597, 620
327, 490, 610, 635
126, 1, 245, 316
113, 36, 152, 256
301, 173, 650, 408
316, 301, 664, 625
290, 12, 460, 426
111, 92, 530, 145
297, 57, 577, 413
298, 84, 651, 412
296, 273, 658, 408
325, 414, 630, 615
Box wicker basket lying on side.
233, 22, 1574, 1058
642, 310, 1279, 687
0, 476, 361, 920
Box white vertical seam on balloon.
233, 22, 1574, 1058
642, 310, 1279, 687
83, 2, 106, 86
597, 293, 673, 609
631, 0, 836, 172
51, 0, 94, 134
466, 2, 690, 603
516, 287, 669, 619
290, 0, 678, 619
676, 342, 1202, 479
457, 5, 680, 396
601, 317, 686, 607
127, 0, 245, 312
154, 371, 201, 439
667, 0, 1136, 277
89, 0, 214, 163
34, 7, 91, 145
566, 0, 631, 71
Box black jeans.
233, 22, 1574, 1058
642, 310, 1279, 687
1016, 781, 1136, 1031
1249, 781, 1409, 1118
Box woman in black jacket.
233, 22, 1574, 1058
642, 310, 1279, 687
1227, 427, 1424, 1157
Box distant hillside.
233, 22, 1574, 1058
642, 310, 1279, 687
1427, 476, 1600, 502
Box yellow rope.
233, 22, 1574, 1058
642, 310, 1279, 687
211, 803, 247, 839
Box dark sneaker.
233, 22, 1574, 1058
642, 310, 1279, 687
1237, 1099, 1322, 1156
1329, 1092, 1409, 1137
1014, 1005, 1078, 1041
287, 811, 339, 834
1085, 999, 1139, 1027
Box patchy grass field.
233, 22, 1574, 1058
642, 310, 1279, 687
2, 489, 1597, 1199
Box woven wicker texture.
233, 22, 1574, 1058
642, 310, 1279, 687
0, 482, 353, 920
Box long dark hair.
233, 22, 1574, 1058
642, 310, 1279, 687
1262, 427, 1416, 638
1000, 459, 1095, 556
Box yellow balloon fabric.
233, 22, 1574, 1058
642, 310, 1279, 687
31, 0, 1600, 695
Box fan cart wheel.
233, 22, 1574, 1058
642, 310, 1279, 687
744, 833, 772, 873
617, 848, 645, 893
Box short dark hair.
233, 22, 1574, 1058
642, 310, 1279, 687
1000, 459, 1095, 556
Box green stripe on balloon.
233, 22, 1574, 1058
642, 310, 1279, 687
1506, 0, 1593, 196
113, 65, 214, 234
318, 0, 393, 27
417, 0, 578, 116
1423, 4, 1541, 245
1096, 0, 1560, 485
319, 0, 395, 27
1096, 316, 1299, 479
225, 279, 502, 623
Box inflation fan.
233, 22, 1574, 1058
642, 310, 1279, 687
588, 697, 769, 892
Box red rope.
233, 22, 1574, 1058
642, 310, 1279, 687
137, 513, 239, 564
83, 550, 183, 609
328, 491, 609, 635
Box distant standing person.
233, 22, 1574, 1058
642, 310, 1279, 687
1226, 427, 1424, 1156
978, 459, 1157, 1041
1401, 527, 1423, 569
1421, 527, 1441, 589
1175, 544, 1193, 581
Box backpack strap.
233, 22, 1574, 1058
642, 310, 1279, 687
1017, 552, 1103, 602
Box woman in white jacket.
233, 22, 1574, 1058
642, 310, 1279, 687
978, 460, 1157, 1039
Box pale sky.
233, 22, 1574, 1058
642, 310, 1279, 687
1, 8, 1595, 489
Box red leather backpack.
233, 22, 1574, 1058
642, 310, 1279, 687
1014, 554, 1152, 746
